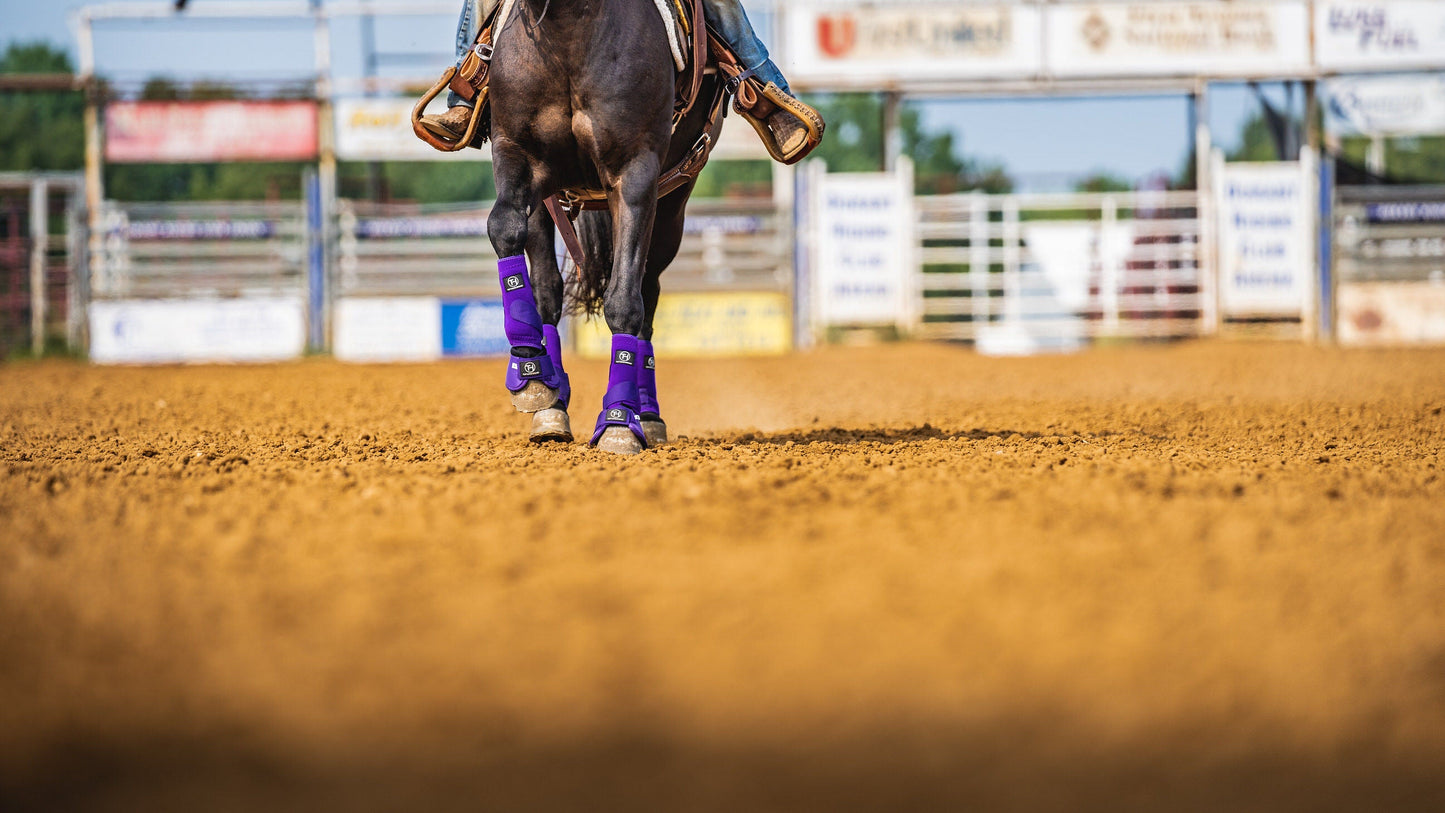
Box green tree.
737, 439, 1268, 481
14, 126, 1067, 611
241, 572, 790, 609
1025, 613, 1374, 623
0, 42, 84, 172
1074, 172, 1134, 193
803, 93, 1012, 193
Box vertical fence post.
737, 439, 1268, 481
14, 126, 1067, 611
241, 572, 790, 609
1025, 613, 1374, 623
29, 180, 48, 356
305, 170, 325, 353
1101, 194, 1120, 333
1317, 151, 1335, 343
1003, 197, 1021, 327
970, 190, 989, 333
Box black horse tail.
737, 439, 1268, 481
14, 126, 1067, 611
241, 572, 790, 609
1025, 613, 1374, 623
567, 209, 613, 316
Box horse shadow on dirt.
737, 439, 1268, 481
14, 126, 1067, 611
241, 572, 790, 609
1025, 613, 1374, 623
702, 424, 1094, 448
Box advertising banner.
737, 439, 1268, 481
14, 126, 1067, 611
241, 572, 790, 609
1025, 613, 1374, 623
1049, 1, 1310, 77
1316, 1, 1445, 71
784, 2, 1042, 85
106, 101, 318, 163
335, 98, 490, 163
1325, 74, 1445, 136
1338, 282, 1445, 346
1216, 159, 1314, 317
89, 297, 306, 364
575, 292, 792, 358
333, 297, 441, 363
813, 167, 915, 329
440, 300, 510, 357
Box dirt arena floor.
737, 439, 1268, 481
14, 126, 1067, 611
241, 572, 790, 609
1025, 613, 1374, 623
2, 340, 1444, 811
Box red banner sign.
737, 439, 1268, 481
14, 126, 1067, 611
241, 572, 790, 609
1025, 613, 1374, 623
105, 101, 319, 163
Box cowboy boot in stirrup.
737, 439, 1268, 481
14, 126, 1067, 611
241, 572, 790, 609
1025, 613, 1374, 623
421, 104, 482, 147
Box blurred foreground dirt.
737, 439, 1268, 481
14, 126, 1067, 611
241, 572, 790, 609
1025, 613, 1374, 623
2, 341, 1444, 811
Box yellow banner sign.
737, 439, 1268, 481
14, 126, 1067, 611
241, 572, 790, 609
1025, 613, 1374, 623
575, 291, 792, 358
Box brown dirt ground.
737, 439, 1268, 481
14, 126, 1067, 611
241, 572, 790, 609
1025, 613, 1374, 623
2, 341, 1444, 812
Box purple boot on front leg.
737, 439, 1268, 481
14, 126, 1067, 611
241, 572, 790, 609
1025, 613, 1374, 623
636, 339, 667, 446
590, 334, 648, 454
500, 255, 564, 412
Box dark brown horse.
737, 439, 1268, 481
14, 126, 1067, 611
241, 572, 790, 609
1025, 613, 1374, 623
488, 0, 722, 454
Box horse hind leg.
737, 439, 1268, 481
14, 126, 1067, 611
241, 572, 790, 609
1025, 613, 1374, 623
637, 340, 667, 447
526, 202, 573, 443
638, 274, 667, 447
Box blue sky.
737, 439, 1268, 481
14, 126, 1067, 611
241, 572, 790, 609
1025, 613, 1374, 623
2, 0, 1272, 191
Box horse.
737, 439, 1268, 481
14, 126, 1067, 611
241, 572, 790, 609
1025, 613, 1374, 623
487, 0, 723, 455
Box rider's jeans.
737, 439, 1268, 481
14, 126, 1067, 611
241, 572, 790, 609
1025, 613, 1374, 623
701, 0, 791, 94
447, 0, 791, 109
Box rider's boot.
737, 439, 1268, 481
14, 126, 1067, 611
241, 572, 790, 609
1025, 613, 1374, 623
420, 103, 478, 144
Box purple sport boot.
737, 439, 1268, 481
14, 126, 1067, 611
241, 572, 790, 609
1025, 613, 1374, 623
499, 255, 563, 411
636, 339, 667, 446
590, 333, 648, 453
543, 323, 571, 410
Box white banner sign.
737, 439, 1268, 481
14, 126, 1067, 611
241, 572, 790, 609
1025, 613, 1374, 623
784, 3, 1042, 85
89, 298, 306, 364
335, 98, 490, 163
333, 297, 442, 362
1316, 1, 1445, 71
1049, 1, 1311, 77
813, 167, 914, 328
1216, 159, 1315, 318
1325, 74, 1445, 136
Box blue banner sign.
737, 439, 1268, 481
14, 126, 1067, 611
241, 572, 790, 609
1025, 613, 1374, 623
357, 217, 488, 239
440, 299, 510, 357
125, 220, 277, 240
1365, 201, 1445, 224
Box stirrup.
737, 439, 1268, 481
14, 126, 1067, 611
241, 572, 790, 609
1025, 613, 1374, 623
411, 68, 490, 152
738, 83, 825, 165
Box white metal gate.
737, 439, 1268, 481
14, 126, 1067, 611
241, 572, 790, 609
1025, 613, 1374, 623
916, 190, 1207, 347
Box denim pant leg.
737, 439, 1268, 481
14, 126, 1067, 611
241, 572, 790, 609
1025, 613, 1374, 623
702, 0, 791, 95
447, 0, 496, 108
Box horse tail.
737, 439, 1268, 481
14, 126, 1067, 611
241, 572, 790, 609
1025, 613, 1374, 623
566, 209, 613, 316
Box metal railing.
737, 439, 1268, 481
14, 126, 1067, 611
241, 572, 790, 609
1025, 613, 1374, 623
916, 189, 1206, 343
93, 201, 307, 300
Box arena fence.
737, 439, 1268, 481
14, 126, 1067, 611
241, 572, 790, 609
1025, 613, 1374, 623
330, 196, 796, 362
0, 173, 85, 358
914, 189, 1206, 351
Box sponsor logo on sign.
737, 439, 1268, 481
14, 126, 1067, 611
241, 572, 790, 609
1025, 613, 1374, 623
1328, 5, 1419, 52
504, 275, 525, 292
818, 14, 858, 59
1082, 12, 1110, 52
615, 349, 634, 365
607, 408, 626, 422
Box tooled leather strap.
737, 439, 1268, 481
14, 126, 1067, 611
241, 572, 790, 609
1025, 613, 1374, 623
675, 0, 707, 121
543, 196, 587, 273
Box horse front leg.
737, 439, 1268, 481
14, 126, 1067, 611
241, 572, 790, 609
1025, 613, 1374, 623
525, 202, 573, 443
489, 145, 561, 414
591, 154, 661, 455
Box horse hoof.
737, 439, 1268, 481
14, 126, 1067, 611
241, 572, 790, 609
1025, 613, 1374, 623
530, 408, 573, 443
596, 426, 645, 455
642, 419, 668, 447
511, 381, 559, 413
